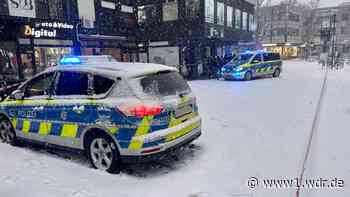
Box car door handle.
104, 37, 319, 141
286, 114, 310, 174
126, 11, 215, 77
33, 106, 44, 111
73, 105, 85, 113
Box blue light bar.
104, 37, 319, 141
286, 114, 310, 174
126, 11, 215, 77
59, 56, 82, 65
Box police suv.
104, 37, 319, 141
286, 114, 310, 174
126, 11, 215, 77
220, 51, 282, 81
0, 56, 201, 173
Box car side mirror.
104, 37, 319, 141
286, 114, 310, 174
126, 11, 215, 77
10, 90, 24, 100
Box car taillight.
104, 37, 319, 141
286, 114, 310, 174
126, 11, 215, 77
118, 105, 163, 117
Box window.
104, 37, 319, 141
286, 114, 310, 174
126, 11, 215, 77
185, 0, 200, 17
163, 0, 178, 21
217, 2, 225, 25
249, 14, 255, 32
48, 0, 65, 19
227, 6, 233, 27
242, 12, 248, 30
235, 9, 241, 29
138, 5, 157, 24
137, 71, 191, 98
93, 75, 115, 95
252, 54, 262, 63
342, 13, 349, 21
56, 71, 89, 96
205, 0, 215, 23
24, 72, 56, 98
341, 26, 347, 34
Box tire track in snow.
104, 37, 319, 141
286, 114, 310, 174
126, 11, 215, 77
296, 68, 329, 197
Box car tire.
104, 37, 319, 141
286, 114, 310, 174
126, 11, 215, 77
244, 71, 252, 81
273, 68, 281, 78
0, 116, 18, 146
86, 132, 121, 174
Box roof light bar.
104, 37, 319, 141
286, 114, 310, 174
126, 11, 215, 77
59, 56, 82, 65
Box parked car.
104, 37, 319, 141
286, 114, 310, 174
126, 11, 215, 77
0, 56, 202, 173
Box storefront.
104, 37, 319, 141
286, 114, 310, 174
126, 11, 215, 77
0, 18, 76, 80
263, 43, 300, 59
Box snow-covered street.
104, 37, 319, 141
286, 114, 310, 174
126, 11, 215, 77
0, 60, 349, 197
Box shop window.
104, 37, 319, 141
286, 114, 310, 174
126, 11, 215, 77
227, 6, 233, 27
163, 0, 178, 22
205, 0, 214, 23
93, 75, 115, 95
0, 44, 18, 81
138, 5, 158, 24
235, 9, 241, 29
24, 72, 56, 98
185, 0, 200, 18
217, 2, 224, 25
35, 47, 71, 73
56, 71, 89, 96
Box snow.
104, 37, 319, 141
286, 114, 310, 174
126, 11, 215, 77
0, 59, 348, 197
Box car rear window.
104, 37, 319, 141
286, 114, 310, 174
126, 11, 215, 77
135, 71, 191, 98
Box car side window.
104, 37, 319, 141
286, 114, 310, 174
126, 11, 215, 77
93, 75, 115, 95
56, 71, 89, 96
263, 53, 269, 61
24, 72, 56, 98
252, 54, 262, 63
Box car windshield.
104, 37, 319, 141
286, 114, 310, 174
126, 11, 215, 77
230, 53, 253, 64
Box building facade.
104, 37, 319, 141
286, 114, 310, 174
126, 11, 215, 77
0, 0, 138, 81
259, 2, 304, 58
0, 0, 78, 81
137, 0, 255, 78
314, 3, 350, 56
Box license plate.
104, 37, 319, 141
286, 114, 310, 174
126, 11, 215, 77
174, 105, 192, 118
224, 73, 231, 76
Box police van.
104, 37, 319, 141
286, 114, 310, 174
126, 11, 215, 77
0, 56, 201, 173
220, 51, 282, 81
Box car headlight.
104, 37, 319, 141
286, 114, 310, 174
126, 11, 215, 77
221, 67, 226, 72
235, 67, 243, 72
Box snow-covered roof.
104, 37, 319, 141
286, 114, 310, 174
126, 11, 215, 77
48, 62, 178, 78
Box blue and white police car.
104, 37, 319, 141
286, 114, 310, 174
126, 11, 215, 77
0, 56, 201, 173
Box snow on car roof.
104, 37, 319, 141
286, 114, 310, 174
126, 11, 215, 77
48, 62, 178, 78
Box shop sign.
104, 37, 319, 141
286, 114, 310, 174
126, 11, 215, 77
22, 21, 75, 39
8, 0, 36, 18
24, 25, 57, 38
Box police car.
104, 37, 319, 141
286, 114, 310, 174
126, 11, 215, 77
220, 51, 282, 81
0, 56, 201, 173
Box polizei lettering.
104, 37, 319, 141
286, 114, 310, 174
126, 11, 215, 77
24, 25, 57, 38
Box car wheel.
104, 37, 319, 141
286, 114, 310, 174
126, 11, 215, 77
244, 71, 252, 81
273, 68, 281, 78
0, 117, 17, 145
86, 132, 120, 173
